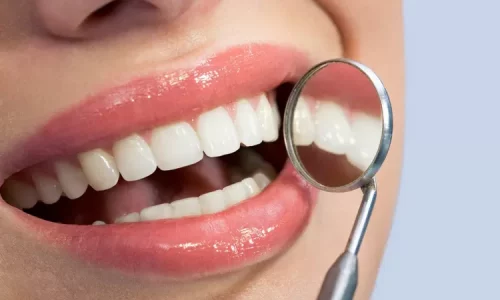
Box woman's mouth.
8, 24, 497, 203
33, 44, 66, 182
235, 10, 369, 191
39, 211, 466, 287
0, 44, 379, 280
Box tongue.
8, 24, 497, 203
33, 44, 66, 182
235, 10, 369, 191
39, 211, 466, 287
28, 156, 235, 224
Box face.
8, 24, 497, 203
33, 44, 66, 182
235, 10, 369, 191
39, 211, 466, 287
0, 1, 404, 299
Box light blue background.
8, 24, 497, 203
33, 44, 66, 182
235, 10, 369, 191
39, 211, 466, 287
372, 1, 500, 299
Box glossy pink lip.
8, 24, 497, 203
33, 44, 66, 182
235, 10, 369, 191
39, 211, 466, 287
0, 44, 317, 279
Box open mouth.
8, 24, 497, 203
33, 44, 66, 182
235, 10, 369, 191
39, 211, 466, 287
0, 44, 380, 279
2, 90, 290, 225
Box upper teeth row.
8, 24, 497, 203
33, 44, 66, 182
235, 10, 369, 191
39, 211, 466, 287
293, 97, 382, 170
1, 94, 281, 209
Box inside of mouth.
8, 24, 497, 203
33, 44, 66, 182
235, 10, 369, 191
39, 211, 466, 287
7, 83, 294, 225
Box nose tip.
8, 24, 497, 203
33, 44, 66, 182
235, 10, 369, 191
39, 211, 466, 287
35, 0, 118, 38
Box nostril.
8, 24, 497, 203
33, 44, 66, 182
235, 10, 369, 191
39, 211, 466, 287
86, 0, 124, 24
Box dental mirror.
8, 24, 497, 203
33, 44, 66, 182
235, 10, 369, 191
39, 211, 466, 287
283, 59, 393, 300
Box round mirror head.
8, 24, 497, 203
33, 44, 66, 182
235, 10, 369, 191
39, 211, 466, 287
283, 59, 393, 192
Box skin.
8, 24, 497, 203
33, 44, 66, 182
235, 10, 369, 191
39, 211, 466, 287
0, 0, 404, 299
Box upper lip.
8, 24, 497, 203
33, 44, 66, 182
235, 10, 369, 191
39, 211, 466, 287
0, 43, 309, 180
0, 43, 316, 279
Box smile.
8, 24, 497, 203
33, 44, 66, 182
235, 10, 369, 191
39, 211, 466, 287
0, 44, 379, 279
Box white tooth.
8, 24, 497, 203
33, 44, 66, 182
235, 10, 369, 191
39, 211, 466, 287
171, 197, 202, 218
151, 122, 203, 171
256, 95, 279, 142
241, 178, 261, 197
92, 220, 106, 225
271, 99, 282, 129
31, 172, 62, 205
112, 134, 157, 181
78, 149, 120, 191
293, 98, 315, 146
347, 113, 383, 170
140, 203, 174, 221
252, 172, 272, 190
197, 107, 240, 157
223, 181, 249, 207
314, 101, 352, 155
199, 190, 227, 214
54, 161, 88, 199
1, 180, 38, 209
115, 212, 140, 223
234, 99, 263, 147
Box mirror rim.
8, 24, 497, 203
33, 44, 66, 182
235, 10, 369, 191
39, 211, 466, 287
283, 58, 393, 192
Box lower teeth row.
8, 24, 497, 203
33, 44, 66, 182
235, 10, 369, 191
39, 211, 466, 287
95, 170, 274, 225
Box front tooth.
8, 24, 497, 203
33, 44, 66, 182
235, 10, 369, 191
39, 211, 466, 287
112, 135, 157, 181
115, 212, 140, 223
293, 98, 315, 146
78, 149, 120, 191
197, 107, 240, 157
223, 181, 249, 207
171, 197, 202, 218
347, 113, 383, 170
314, 101, 352, 155
256, 94, 279, 142
234, 99, 263, 147
241, 178, 261, 197
252, 172, 272, 190
199, 190, 227, 214
140, 203, 174, 221
31, 172, 62, 205
151, 122, 203, 171
54, 161, 88, 200
1, 180, 38, 209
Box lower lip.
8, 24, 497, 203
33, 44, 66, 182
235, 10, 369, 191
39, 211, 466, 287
2, 162, 316, 279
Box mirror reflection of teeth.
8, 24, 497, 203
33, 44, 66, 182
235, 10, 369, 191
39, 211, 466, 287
292, 97, 382, 171
0, 93, 281, 216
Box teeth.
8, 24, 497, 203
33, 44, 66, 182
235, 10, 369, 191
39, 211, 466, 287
151, 122, 203, 171
54, 161, 88, 199
314, 101, 352, 155
223, 181, 251, 206
252, 172, 272, 190
112, 135, 157, 181
78, 149, 120, 191
171, 197, 202, 218
197, 107, 240, 157
234, 99, 263, 147
199, 190, 227, 214
115, 212, 140, 223
293, 98, 315, 146
140, 203, 174, 221
92, 220, 106, 225
1, 180, 38, 209
31, 172, 62, 205
242, 178, 261, 197
256, 94, 279, 142
347, 113, 383, 170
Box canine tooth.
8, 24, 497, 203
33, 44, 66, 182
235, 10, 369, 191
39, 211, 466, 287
256, 94, 279, 142
253, 172, 272, 190
171, 197, 202, 218
78, 149, 120, 191
92, 221, 106, 225
113, 134, 157, 181
271, 99, 281, 129
242, 178, 261, 197
293, 98, 315, 146
197, 107, 240, 157
31, 172, 62, 205
140, 203, 174, 221
199, 190, 227, 214
2, 180, 38, 209
314, 101, 352, 155
235, 99, 262, 147
115, 212, 140, 223
54, 161, 88, 199
223, 181, 249, 206
151, 122, 203, 171
347, 113, 383, 170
